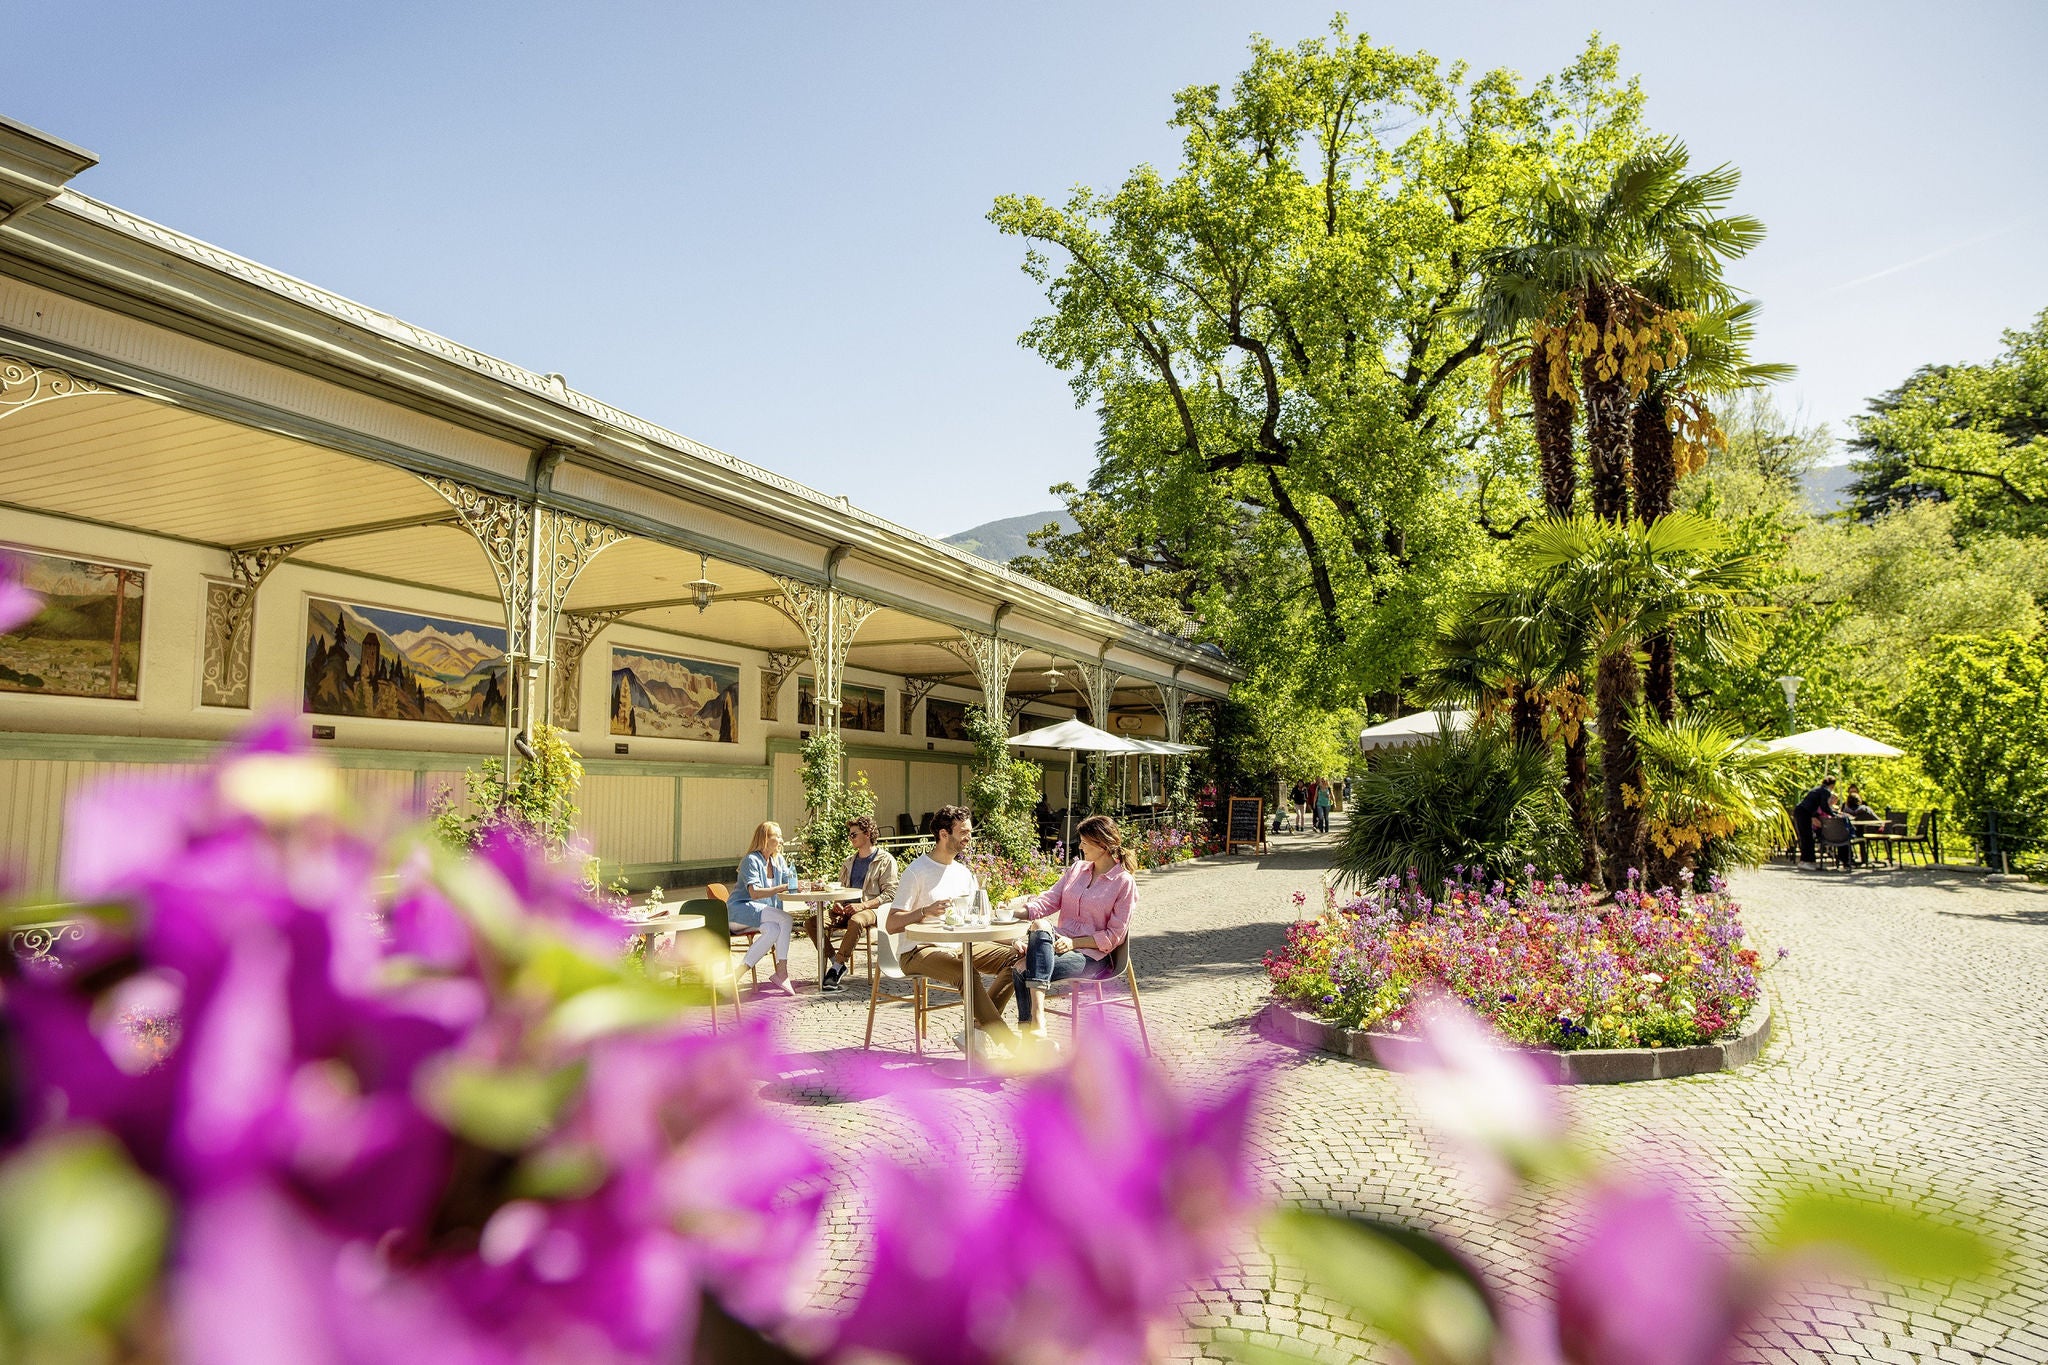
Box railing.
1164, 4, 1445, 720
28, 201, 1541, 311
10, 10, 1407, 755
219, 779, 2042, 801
7, 917, 88, 969
1971, 808, 2043, 875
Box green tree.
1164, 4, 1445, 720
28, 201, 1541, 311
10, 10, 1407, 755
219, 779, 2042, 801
992, 25, 1646, 717
1846, 310, 2048, 537
1895, 633, 2048, 869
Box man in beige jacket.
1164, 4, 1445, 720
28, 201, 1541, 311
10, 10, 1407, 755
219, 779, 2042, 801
821, 814, 900, 992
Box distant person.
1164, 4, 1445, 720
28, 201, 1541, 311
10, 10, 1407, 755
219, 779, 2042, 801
1792, 776, 1838, 870
884, 806, 1020, 1052
1290, 780, 1308, 833
1841, 785, 1878, 823
822, 815, 900, 992
1312, 777, 1334, 834
731, 821, 799, 994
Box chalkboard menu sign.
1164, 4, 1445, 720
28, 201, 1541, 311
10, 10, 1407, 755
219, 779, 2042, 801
1226, 796, 1266, 854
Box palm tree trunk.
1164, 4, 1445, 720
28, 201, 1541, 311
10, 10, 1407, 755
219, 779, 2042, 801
1596, 649, 1643, 889
1564, 727, 1600, 888
1531, 347, 1577, 516
1583, 289, 1632, 525
1634, 391, 1680, 725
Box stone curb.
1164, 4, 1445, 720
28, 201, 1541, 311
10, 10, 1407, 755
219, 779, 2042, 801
1255, 991, 1772, 1084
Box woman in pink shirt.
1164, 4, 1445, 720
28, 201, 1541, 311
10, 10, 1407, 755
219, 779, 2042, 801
1010, 814, 1137, 1036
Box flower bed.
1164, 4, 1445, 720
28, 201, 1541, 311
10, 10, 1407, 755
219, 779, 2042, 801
1263, 873, 1771, 1051
1136, 826, 1201, 870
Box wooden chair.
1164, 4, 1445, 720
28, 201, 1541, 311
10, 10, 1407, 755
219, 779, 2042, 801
1037, 939, 1152, 1055
896, 813, 916, 837
669, 897, 744, 1028
703, 883, 759, 986
863, 924, 936, 1053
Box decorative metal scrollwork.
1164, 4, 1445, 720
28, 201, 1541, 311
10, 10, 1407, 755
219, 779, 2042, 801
771, 578, 878, 728
941, 631, 1027, 715
7, 919, 88, 969
0, 356, 112, 423
898, 675, 945, 734
1154, 681, 1185, 743
201, 541, 312, 708
1076, 661, 1121, 729
552, 609, 631, 728
760, 650, 805, 722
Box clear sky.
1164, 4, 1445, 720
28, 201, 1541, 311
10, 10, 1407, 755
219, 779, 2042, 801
6, 1, 2043, 537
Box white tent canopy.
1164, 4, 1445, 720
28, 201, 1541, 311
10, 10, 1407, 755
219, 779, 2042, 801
1763, 726, 1904, 758
1357, 709, 1473, 753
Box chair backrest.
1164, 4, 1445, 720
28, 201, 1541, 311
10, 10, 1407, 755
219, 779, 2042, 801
918, 811, 934, 835
873, 917, 905, 978
896, 812, 915, 836
1819, 815, 1855, 843
1916, 810, 1934, 838
679, 897, 730, 940
706, 882, 731, 904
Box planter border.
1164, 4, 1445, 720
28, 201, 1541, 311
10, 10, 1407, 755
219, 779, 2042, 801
1256, 991, 1771, 1084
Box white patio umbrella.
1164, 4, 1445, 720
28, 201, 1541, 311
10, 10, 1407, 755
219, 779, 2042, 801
1357, 709, 1473, 753
1763, 726, 1903, 758
1008, 718, 1149, 852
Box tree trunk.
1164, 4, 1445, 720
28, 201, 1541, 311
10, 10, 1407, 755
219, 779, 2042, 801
1596, 649, 1643, 889
1531, 357, 1577, 516
1564, 727, 1600, 889
1509, 687, 1543, 747
1582, 289, 1632, 525
1635, 391, 1679, 724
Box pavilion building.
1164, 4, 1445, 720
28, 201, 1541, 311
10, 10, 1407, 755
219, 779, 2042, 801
0, 115, 1233, 896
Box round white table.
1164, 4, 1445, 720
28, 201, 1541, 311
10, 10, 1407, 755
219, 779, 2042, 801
901, 917, 1030, 1072
783, 886, 865, 983
621, 911, 708, 977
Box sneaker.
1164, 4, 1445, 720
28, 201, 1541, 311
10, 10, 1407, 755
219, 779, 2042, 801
821, 962, 846, 992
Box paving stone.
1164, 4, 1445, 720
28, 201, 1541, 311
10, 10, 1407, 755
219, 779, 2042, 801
743, 827, 2048, 1361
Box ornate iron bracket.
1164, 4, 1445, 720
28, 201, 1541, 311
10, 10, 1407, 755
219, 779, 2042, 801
420, 476, 628, 733
201, 540, 313, 708
1154, 680, 1185, 743
898, 674, 947, 734
552, 609, 632, 728
0, 356, 113, 423
759, 650, 806, 722
941, 630, 1027, 716
771, 578, 878, 730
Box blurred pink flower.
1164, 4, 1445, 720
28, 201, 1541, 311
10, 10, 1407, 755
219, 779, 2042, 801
0, 550, 38, 634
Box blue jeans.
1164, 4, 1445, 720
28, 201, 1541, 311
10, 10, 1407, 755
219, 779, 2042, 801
1014, 929, 1115, 1024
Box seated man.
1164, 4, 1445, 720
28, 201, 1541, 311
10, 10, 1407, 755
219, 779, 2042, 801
883, 805, 1019, 1050
822, 815, 900, 992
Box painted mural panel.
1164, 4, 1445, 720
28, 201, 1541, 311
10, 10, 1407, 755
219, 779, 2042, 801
797, 678, 886, 733
0, 548, 145, 700
609, 645, 739, 743
924, 696, 971, 741
304, 596, 507, 726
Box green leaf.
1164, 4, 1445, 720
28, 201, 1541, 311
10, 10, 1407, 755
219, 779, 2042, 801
420, 1059, 584, 1152
541, 983, 691, 1046
1263, 1209, 1497, 1365
1766, 1189, 2002, 1284
0, 1130, 169, 1334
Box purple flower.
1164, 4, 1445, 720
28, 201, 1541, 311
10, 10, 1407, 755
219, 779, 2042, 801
0, 550, 38, 634
1546, 1181, 1764, 1365
830, 1036, 1261, 1363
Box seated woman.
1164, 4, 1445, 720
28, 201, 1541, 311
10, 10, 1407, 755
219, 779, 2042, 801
730, 821, 800, 996
1009, 813, 1137, 1038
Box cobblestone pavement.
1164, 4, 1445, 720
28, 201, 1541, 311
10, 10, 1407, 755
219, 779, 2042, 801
741, 832, 2048, 1363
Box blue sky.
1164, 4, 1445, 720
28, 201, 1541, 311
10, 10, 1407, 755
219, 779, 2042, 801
6, 1, 2043, 536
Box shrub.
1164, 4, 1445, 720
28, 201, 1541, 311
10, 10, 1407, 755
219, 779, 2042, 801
963, 705, 1044, 862
1335, 722, 1578, 892
1895, 632, 2048, 869
1264, 873, 1768, 1050
431, 722, 584, 855
791, 729, 876, 879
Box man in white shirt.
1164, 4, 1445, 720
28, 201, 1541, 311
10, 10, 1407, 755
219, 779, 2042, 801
885, 805, 1019, 1048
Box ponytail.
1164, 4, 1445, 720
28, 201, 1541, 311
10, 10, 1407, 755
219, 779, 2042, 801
1075, 814, 1138, 874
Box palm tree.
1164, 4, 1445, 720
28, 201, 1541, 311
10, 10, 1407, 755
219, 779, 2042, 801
1500, 513, 1771, 888
1632, 710, 1803, 888
1631, 301, 1793, 719
1433, 588, 1602, 888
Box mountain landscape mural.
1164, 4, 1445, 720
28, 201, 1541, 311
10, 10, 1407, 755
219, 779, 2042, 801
609, 645, 738, 743
303, 597, 506, 726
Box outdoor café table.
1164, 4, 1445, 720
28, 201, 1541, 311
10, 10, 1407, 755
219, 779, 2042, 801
1852, 819, 1893, 866
781, 886, 864, 983
900, 917, 1029, 1075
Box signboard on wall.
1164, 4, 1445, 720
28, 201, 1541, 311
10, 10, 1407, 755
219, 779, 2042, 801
0, 546, 145, 700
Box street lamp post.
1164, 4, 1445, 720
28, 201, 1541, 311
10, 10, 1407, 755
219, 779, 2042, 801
1777, 675, 1802, 733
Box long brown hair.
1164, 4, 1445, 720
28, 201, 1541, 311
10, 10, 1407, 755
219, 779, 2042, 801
1074, 814, 1138, 874
747, 821, 783, 857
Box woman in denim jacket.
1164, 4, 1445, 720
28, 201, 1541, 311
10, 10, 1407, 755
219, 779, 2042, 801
731, 820, 799, 995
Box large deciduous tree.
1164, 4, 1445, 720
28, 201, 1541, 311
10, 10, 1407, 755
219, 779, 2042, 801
991, 24, 1645, 711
